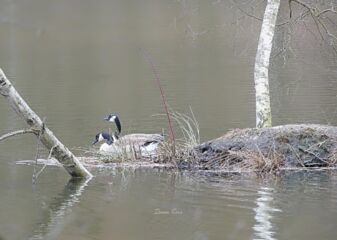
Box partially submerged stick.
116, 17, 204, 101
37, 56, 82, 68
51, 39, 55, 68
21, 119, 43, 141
0, 68, 92, 178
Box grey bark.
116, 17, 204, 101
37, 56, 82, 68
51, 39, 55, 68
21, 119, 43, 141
0, 68, 92, 178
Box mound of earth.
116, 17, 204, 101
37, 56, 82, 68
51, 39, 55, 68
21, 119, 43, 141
190, 124, 337, 172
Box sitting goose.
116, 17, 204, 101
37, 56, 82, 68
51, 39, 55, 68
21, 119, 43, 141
92, 132, 117, 153
92, 131, 162, 157
103, 113, 164, 145
93, 114, 164, 156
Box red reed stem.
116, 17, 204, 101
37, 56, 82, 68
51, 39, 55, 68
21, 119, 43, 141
141, 49, 176, 150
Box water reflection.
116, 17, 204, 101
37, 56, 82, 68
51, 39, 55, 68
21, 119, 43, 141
253, 187, 281, 240
29, 177, 91, 240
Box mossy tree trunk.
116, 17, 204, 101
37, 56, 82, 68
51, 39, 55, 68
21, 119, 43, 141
0, 68, 92, 179
254, 0, 280, 128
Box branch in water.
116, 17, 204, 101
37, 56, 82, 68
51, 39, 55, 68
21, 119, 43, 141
0, 68, 93, 178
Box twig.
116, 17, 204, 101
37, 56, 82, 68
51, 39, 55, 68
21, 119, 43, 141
32, 145, 58, 184
0, 128, 37, 142
287, 143, 306, 168
140, 49, 176, 153
233, 0, 289, 26
32, 118, 46, 184
299, 147, 330, 165
317, 8, 337, 17
288, 0, 337, 54
289, 0, 292, 18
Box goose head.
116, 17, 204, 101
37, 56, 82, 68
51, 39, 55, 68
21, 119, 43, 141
104, 114, 121, 135
92, 132, 114, 145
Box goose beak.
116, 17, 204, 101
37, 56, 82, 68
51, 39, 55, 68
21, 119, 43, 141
103, 116, 110, 121
91, 139, 98, 145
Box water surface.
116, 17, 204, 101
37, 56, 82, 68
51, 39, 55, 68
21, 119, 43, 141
1, 0, 337, 239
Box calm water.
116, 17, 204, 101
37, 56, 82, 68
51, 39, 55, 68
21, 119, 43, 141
1, 0, 337, 239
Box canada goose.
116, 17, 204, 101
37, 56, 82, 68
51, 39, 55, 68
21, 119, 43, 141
92, 131, 163, 156
92, 132, 118, 152
104, 113, 164, 143
104, 113, 121, 134
100, 114, 165, 156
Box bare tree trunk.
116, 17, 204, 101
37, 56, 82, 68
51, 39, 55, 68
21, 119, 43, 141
254, 0, 280, 128
0, 68, 92, 178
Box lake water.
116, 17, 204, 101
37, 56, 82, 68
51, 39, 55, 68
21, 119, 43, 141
1, 0, 337, 239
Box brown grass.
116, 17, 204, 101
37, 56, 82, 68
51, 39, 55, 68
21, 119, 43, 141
155, 108, 200, 166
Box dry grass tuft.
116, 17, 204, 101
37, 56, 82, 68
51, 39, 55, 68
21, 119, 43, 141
201, 147, 283, 174
156, 108, 200, 166
236, 149, 283, 174
74, 145, 148, 164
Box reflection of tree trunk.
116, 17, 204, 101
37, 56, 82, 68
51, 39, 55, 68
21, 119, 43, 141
0, 69, 92, 178
29, 177, 91, 240
253, 187, 280, 240
254, 0, 280, 128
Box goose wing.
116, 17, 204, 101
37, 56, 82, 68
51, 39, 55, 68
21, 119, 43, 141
117, 133, 164, 146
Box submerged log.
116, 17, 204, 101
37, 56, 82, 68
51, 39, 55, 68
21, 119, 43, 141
192, 124, 337, 172
0, 68, 92, 178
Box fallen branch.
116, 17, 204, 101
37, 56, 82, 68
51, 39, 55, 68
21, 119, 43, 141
0, 68, 92, 178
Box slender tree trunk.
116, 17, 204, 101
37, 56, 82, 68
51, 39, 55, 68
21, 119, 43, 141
254, 0, 280, 128
0, 68, 92, 178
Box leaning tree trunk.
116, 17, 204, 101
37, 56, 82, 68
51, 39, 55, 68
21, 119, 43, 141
254, 0, 280, 128
0, 68, 92, 178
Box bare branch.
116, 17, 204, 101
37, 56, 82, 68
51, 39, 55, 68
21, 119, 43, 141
317, 8, 337, 17
32, 119, 44, 184
0, 128, 37, 142
289, 0, 292, 18
291, 0, 314, 11
289, 0, 337, 54
235, 4, 263, 21
32, 145, 57, 184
